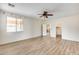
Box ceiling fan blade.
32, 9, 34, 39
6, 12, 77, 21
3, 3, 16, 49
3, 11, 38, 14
38, 14, 42, 15
47, 14, 53, 16
46, 15, 48, 18
40, 15, 43, 17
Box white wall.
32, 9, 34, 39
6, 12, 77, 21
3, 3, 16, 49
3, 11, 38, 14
49, 14, 79, 41
0, 12, 1, 31
0, 10, 41, 45
1, 10, 79, 45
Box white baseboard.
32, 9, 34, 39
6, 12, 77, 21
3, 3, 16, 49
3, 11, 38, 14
0, 34, 41, 45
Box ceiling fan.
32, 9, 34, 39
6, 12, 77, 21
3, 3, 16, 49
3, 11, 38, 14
38, 10, 53, 18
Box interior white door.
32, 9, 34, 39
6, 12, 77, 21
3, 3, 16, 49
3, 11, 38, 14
41, 24, 47, 36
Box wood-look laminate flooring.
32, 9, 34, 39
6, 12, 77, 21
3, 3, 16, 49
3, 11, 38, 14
0, 36, 79, 55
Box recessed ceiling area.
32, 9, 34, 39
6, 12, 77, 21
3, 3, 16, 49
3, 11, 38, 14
0, 3, 79, 19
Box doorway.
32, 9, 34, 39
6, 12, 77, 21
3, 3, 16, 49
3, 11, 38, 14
41, 23, 51, 37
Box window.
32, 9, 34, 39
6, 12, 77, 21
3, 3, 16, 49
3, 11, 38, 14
7, 16, 23, 32
16, 18, 23, 31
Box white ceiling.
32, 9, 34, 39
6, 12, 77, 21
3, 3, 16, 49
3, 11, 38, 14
0, 3, 79, 19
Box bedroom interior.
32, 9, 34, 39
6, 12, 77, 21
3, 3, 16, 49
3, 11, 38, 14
0, 3, 79, 55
